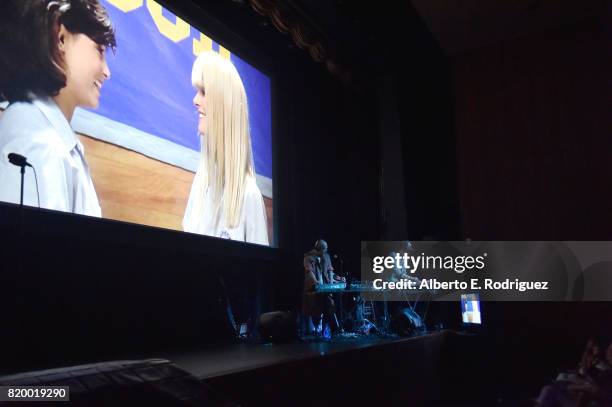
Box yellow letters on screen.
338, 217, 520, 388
146, 0, 190, 43
106, 0, 232, 59
106, 0, 143, 12
193, 33, 213, 56
219, 46, 230, 60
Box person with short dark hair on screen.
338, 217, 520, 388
183, 51, 268, 245
0, 0, 116, 215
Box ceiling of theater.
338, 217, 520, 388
292, 0, 606, 56
410, 0, 606, 55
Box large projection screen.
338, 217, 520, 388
0, 0, 274, 246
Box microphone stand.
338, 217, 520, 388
19, 165, 24, 206
18, 165, 25, 245
6, 155, 32, 330
15, 165, 26, 326
333, 253, 346, 331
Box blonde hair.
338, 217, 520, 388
190, 51, 255, 229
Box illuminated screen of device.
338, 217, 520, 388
461, 293, 482, 324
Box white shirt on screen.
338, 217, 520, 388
0, 97, 101, 217
183, 168, 269, 246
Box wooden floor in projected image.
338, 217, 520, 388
81, 135, 274, 241
0, 107, 273, 242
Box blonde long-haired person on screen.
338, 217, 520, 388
183, 51, 269, 245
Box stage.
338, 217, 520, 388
154, 330, 487, 406
161, 333, 423, 380
0, 327, 544, 406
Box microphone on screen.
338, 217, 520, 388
7, 152, 40, 208
8, 153, 32, 168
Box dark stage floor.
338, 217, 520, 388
152, 330, 486, 406
160, 332, 422, 379
0, 330, 498, 406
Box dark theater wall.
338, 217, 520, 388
449, 14, 612, 396
453, 15, 612, 240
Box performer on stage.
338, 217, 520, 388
183, 51, 268, 245
301, 239, 344, 336
307, 239, 343, 284
0, 0, 116, 216
383, 243, 421, 331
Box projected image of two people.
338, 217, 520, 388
0, 0, 272, 246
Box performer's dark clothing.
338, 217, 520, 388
302, 249, 337, 330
